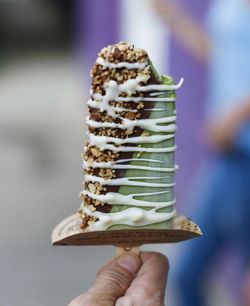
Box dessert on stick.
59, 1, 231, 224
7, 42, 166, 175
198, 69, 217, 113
78, 42, 183, 232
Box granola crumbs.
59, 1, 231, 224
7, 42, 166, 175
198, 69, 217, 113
79, 213, 97, 231
79, 42, 153, 231
98, 42, 148, 64
84, 146, 119, 163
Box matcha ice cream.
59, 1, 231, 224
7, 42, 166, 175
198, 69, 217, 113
78, 42, 183, 231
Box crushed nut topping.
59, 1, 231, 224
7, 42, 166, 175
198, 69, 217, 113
79, 42, 152, 231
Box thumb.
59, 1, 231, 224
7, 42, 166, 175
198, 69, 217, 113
69, 253, 141, 306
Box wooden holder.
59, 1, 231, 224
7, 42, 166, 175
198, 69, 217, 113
52, 214, 202, 247
116, 246, 140, 257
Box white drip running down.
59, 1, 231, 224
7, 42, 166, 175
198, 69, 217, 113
84, 174, 175, 187
83, 160, 178, 172
87, 116, 177, 133
85, 144, 177, 153
83, 206, 176, 229
96, 57, 149, 70
87, 133, 176, 153
89, 76, 181, 117
81, 56, 183, 230
88, 134, 175, 146
81, 190, 175, 209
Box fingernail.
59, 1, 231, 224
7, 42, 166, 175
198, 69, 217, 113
117, 254, 141, 274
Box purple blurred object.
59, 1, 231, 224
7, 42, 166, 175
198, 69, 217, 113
77, 0, 119, 72
171, 0, 212, 208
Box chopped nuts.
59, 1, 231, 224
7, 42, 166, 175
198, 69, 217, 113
125, 112, 137, 120
99, 168, 115, 180
91, 148, 101, 157
88, 183, 96, 194
80, 42, 156, 231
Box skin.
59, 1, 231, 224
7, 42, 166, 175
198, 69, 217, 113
153, 0, 211, 63
204, 99, 250, 151
68, 252, 169, 306
152, 0, 250, 152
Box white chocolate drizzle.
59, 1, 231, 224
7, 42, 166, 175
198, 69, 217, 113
96, 57, 149, 70
81, 190, 175, 209
87, 133, 176, 152
85, 144, 176, 153
87, 117, 177, 132
83, 206, 176, 230
83, 160, 178, 172
84, 174, 175, 187
81, 55, 183, 230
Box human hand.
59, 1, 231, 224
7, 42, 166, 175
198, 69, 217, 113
204, 115, 236, 151
204, 99, 250, 152
152, 0, 176, 19
152, 0, 210, 63
68, 252, 169, 306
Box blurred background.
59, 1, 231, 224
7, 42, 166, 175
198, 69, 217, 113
1, 0, 250, 305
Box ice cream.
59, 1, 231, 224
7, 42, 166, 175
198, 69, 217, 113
78, 42, 183, 231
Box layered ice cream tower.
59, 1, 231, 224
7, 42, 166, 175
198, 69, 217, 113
78, 42, 183, 232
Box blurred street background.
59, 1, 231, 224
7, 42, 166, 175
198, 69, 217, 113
1, 0, 249, 305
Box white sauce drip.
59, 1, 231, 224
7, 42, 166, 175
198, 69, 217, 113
81, 190, 175, 209
144, 108, 165, 111
84, 206, 176, 230
87, 118, 177, 133
81, 57, 183, 230
85, 144, 176, 153
88, 133, 174, 149
84, 174, 175, 187
96, 57, 149, 70
114, 158, 165, 164
115, 158, 164, 164
83, 160, 178, 172
89, 75, 182, 117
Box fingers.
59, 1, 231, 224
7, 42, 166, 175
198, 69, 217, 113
68, 253, 141, 306
68, 252, 169, 306
117, 252, 169, 305
138, 251, 169, 298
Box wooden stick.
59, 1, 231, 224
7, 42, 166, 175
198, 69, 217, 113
116, 246, 140, 257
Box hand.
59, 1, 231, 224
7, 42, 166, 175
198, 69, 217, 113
68, 252, 169, 306
152, 0, 176, 19
152, 0, 210, 63
204, 116, 236, 151
204, 99, 250, 152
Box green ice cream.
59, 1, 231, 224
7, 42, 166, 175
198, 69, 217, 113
79, 42, 182, 231
110, 61, 177, 229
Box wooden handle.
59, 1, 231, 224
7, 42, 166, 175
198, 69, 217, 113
116, 246, 140, 257
52, 214, 202, 246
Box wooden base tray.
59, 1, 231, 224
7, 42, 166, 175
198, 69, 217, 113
52, 214, 202, 247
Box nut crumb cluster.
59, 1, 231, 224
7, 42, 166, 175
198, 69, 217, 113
79, 42, 151, 231
98, 41, 147, 64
